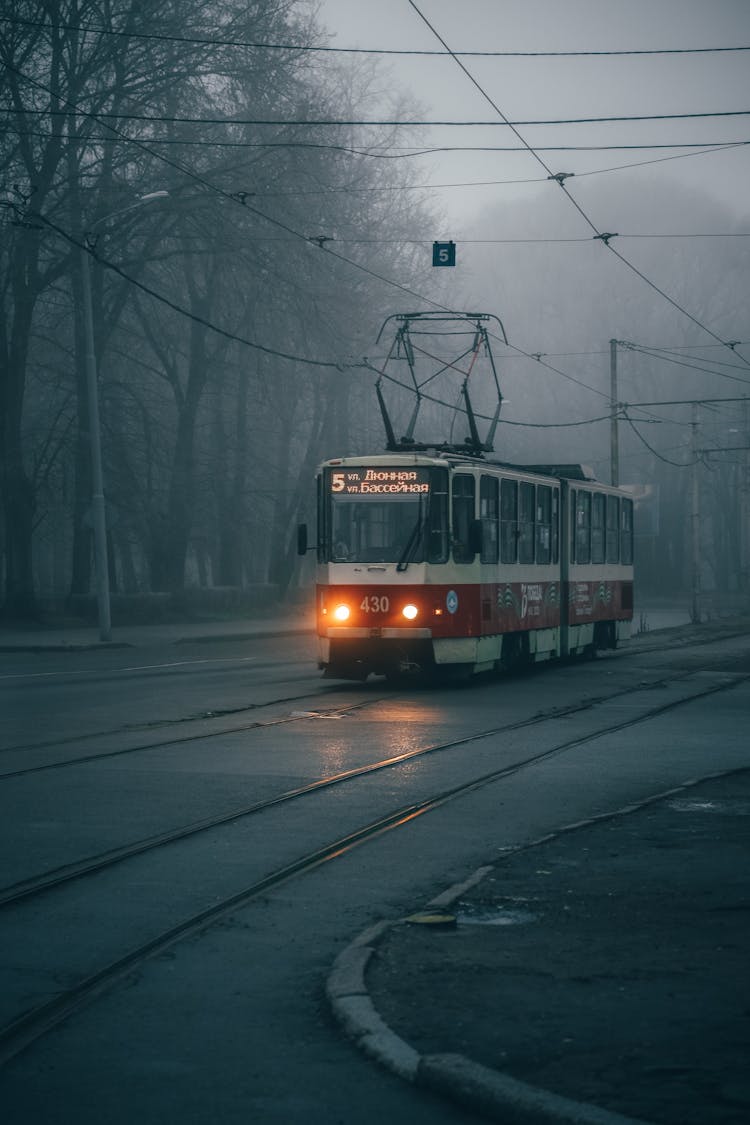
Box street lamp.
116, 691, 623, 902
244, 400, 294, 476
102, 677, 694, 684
80, 191, 168, 641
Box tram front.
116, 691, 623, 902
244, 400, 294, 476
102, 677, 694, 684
306, 456, 451, 680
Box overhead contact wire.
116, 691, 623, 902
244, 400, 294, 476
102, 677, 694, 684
405, 0, 750, 371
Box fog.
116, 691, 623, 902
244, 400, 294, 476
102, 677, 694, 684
0, 0, 747, 620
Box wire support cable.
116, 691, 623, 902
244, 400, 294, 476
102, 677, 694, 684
36, 215, 362, 371
366, 361, 615, 428
623, 413, 698, 467
6, 63, 450, 315
9, 60, 742, 424
621, 342, 750, 385
405, 0, 750, 372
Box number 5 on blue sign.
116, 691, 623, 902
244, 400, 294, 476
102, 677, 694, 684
432, 240, 456, 267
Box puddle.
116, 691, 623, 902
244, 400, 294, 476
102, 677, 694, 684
667, 798, 750, 816
456, 902, 538, 927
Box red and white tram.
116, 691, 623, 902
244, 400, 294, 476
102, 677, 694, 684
300, 452, 634, 681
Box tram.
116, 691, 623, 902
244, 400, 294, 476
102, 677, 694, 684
297, 311, 634, 681
299, 452, 634, 681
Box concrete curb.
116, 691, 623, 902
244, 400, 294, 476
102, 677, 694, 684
326, 872, 655, 1125
326, 921, 419, 1081
417, 1054, 653, 1125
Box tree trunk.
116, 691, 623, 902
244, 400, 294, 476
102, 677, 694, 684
150, 309, 209, 592
216, 363, 250, 586
0, 271, 38, 619
68, 243, 94, 597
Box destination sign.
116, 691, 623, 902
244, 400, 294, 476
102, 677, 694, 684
330, 467, 431, 496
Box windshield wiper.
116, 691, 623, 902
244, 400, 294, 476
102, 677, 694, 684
396, 501, 424, 572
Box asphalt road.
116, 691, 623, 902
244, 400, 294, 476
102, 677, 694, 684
0, 621, 748, 1123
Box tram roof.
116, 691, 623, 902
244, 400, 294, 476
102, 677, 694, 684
321, 452, 598, 482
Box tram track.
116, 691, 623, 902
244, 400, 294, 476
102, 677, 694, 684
0, 664, 713, 906
3, 621, 746, 775
0, 681, 352, 762
0, 689, 377, 780
0, 641, 723, 781
0, 669, 746, 1067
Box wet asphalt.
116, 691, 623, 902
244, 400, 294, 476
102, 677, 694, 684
334, 769, 750, 1125
4, 611, 749, 1122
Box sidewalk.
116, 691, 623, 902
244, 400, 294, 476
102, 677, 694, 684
0, 608, 314, 652
329, 770, 750, 1125
0, 604, 718, 654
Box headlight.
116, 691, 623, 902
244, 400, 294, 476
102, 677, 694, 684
402, 603, 419, 620
333, 604, 351, 622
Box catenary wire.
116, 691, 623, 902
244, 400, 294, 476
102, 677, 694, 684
5, 61, 637, 407
623, 414, 698, 466
1, 15, 747, 56
621, 342, 750, 386
404, 0, 750, 371
4, 122, 749, 157
6, 131, 748, 200
6, 61, 746, 444
6, 109, 750, 125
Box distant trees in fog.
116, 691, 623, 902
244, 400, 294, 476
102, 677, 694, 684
0, 0, 439, 617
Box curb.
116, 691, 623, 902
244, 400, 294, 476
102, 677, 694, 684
326, 870, 655, 1125
326, 921, 420, 1080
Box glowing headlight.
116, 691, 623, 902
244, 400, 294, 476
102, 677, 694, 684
333, 604, 351, 622
402, 603, 419, 621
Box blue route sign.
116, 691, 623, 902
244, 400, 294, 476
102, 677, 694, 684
432, 240, 456, 267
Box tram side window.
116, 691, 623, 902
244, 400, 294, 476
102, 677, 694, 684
551, 489, 560, 563
591, 492, 605, 564
427, 468, 449, 563
621, 498, 634, 564
535, 485, 552, 564
570, 490, 576, 562
500, 478, 518, 563
480, 475, 499, 564
317, 474, 326, 563
606, 495, 620, 562
518, 482, 535, 564
575, 490, 591, 563
452, 474, 476, 563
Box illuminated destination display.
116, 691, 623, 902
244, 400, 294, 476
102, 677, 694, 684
330, 467, 431, 495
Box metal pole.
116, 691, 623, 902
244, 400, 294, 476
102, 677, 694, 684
691, 403, 701, 624
80, 244, 112, 642
75, 192, 167, 641
744, 399, 750, 597
610, 339, 619, 487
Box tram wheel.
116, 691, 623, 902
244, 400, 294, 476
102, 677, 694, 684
500, 633, 532, 674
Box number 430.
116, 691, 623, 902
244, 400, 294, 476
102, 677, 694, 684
360, 595, 389, 613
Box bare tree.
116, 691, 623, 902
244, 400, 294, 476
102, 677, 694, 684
1, 0, 440, 616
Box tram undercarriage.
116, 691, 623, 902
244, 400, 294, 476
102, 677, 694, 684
320, 619, 629, 682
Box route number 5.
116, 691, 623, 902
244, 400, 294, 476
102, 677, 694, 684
432, 240, 456, 267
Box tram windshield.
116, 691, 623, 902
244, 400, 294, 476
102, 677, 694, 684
324, 466, 448, 565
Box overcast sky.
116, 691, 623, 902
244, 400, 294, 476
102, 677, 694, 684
311, 1, 750, 466
316, 0, 750, 230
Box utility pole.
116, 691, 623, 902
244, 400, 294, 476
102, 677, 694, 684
610, 339, 619, 487
691, 403, 701, 624
80, 243, 112, 642
743, 399, 750, 597
78, 191, 168, 642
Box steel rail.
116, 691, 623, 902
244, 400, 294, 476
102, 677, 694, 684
0, 667, 702, 907
0, 671, 746, 1068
